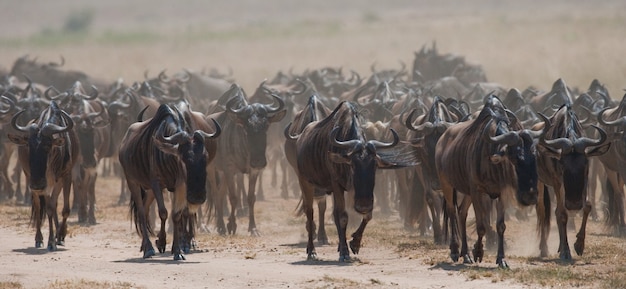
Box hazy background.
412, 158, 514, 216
0, 0, 624, 95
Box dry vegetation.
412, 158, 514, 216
1, 1, 626, 288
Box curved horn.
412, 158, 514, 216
523, 112, 551, 139
226, 95, 246, 115
44, 86, 64, 100
41, 110, 74, 137
11, 110, 30, 133
78, 85, 99, 100
487, 120, 521, 146
137, 106, 150, 122
573, 125, 607, 153
264, 93, 285, 113
156, 130, 188, 145
598, 107, 626, 127
195, 118, 221, 139
405, 108, 435, 135
178, 70, 191, 83
283, 122, 299, 141
158, 70, 171, 83
330, 126, 361, 149
292, 79, 307, 95
0, 95, 16, 114
368, 128, 400, 149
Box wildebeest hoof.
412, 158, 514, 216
155, 239, 166, 253
318, 236, 329, 245
463, 254, 473, 264
574, 238, 585, 256
349, 239, 361, 254
56, 240, 65, 246
35, 241, 43, 248
227, 222, 237, 235
47, 242, 57, 251
339, 254, 351, 262
88, 217, 96, 225
307, 252, 318, 261
250, 228, 260, 237
497, 258, 509, 269
450, 252, 460, 262
173, 253, 186, 261
143, 248, 156, 259
559, 250, 572, 261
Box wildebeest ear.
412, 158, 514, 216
586, 143, 611, 157
268, 109, 287, 123
153, 137, 180, 156
329, 152, 351, 164
52, 137, 66, 147
7, 134, 27, 146
537, 144, 561, 160
489, 154, 505, 164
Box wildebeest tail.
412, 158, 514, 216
604, 176, 622, 227
30, 195, 46, 227
129, 189, 153, 236
536, 184, 551, 237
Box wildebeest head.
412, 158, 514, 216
72, 101, 109, 168
153, 109, 221, 205
226, 93, 286, 169
540, 105, 610, 210
483, 96, 549, 206
9, 101, 74, 192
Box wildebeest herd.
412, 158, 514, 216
1, 43, 625, 267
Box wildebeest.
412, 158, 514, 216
534, 104, 610, 260
596, 94, 626, 235
283, 94, 331, 244
287, 101, 418, 261
118, 103, 220, 260
209, 83, 286, 236
435, 95, 547, 268
8, 101, 78, 251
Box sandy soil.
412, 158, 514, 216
0, 1, 625, 288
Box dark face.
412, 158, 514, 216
240, 105, 270, 169
181, 137, 208, 205
28, 127, 54, 191
510, 135, 539, 206
350, 144, 377, 214
561, 152, 588, 210
76, 119, 97, 168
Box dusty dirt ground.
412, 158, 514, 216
1, 1, 626, 288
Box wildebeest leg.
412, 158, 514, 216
32, 194, 44, 248
494, 198, 509, 269
426, 187, 444, 245
57, 177, 71, 246
554, 186, 572, 261
214, 171, 228, 235
457, 195, 472, 264
74, 167, 87, 223
470, 192, 487, 263
299, 178, 317, 260
332, 187, 350, 262
536, 182, 551, 258
171, 209, 185, 260
315, 192, 329, 245
256, 169, 265, 202
127, 182, 154, 258
87, 171, 97, 225
349, 212, 372, 255
587, 158, 600, 221
226, 172, 239, 235
605, 171, 626, 235
45, 194, 57, 251
247, 170, 261, 236
574, 200, 591, 256
280, 159, 290, 199
374, 171, 391, 216
12, 163, 24, 203
150, 180, 168, 254
236, 173, 247, 217
395, 168, 412, 230
441, 178, 460, 262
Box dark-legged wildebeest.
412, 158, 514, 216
435, 95, 547, 268
209, 84, 286, 236
534, 104, 610, 260
118, 104, 220, 260
404, 96, 457, 244
287, 101, 418, 261
7, 101, 78, 251
596, 94, 626, 235
284, 94, 331, 245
